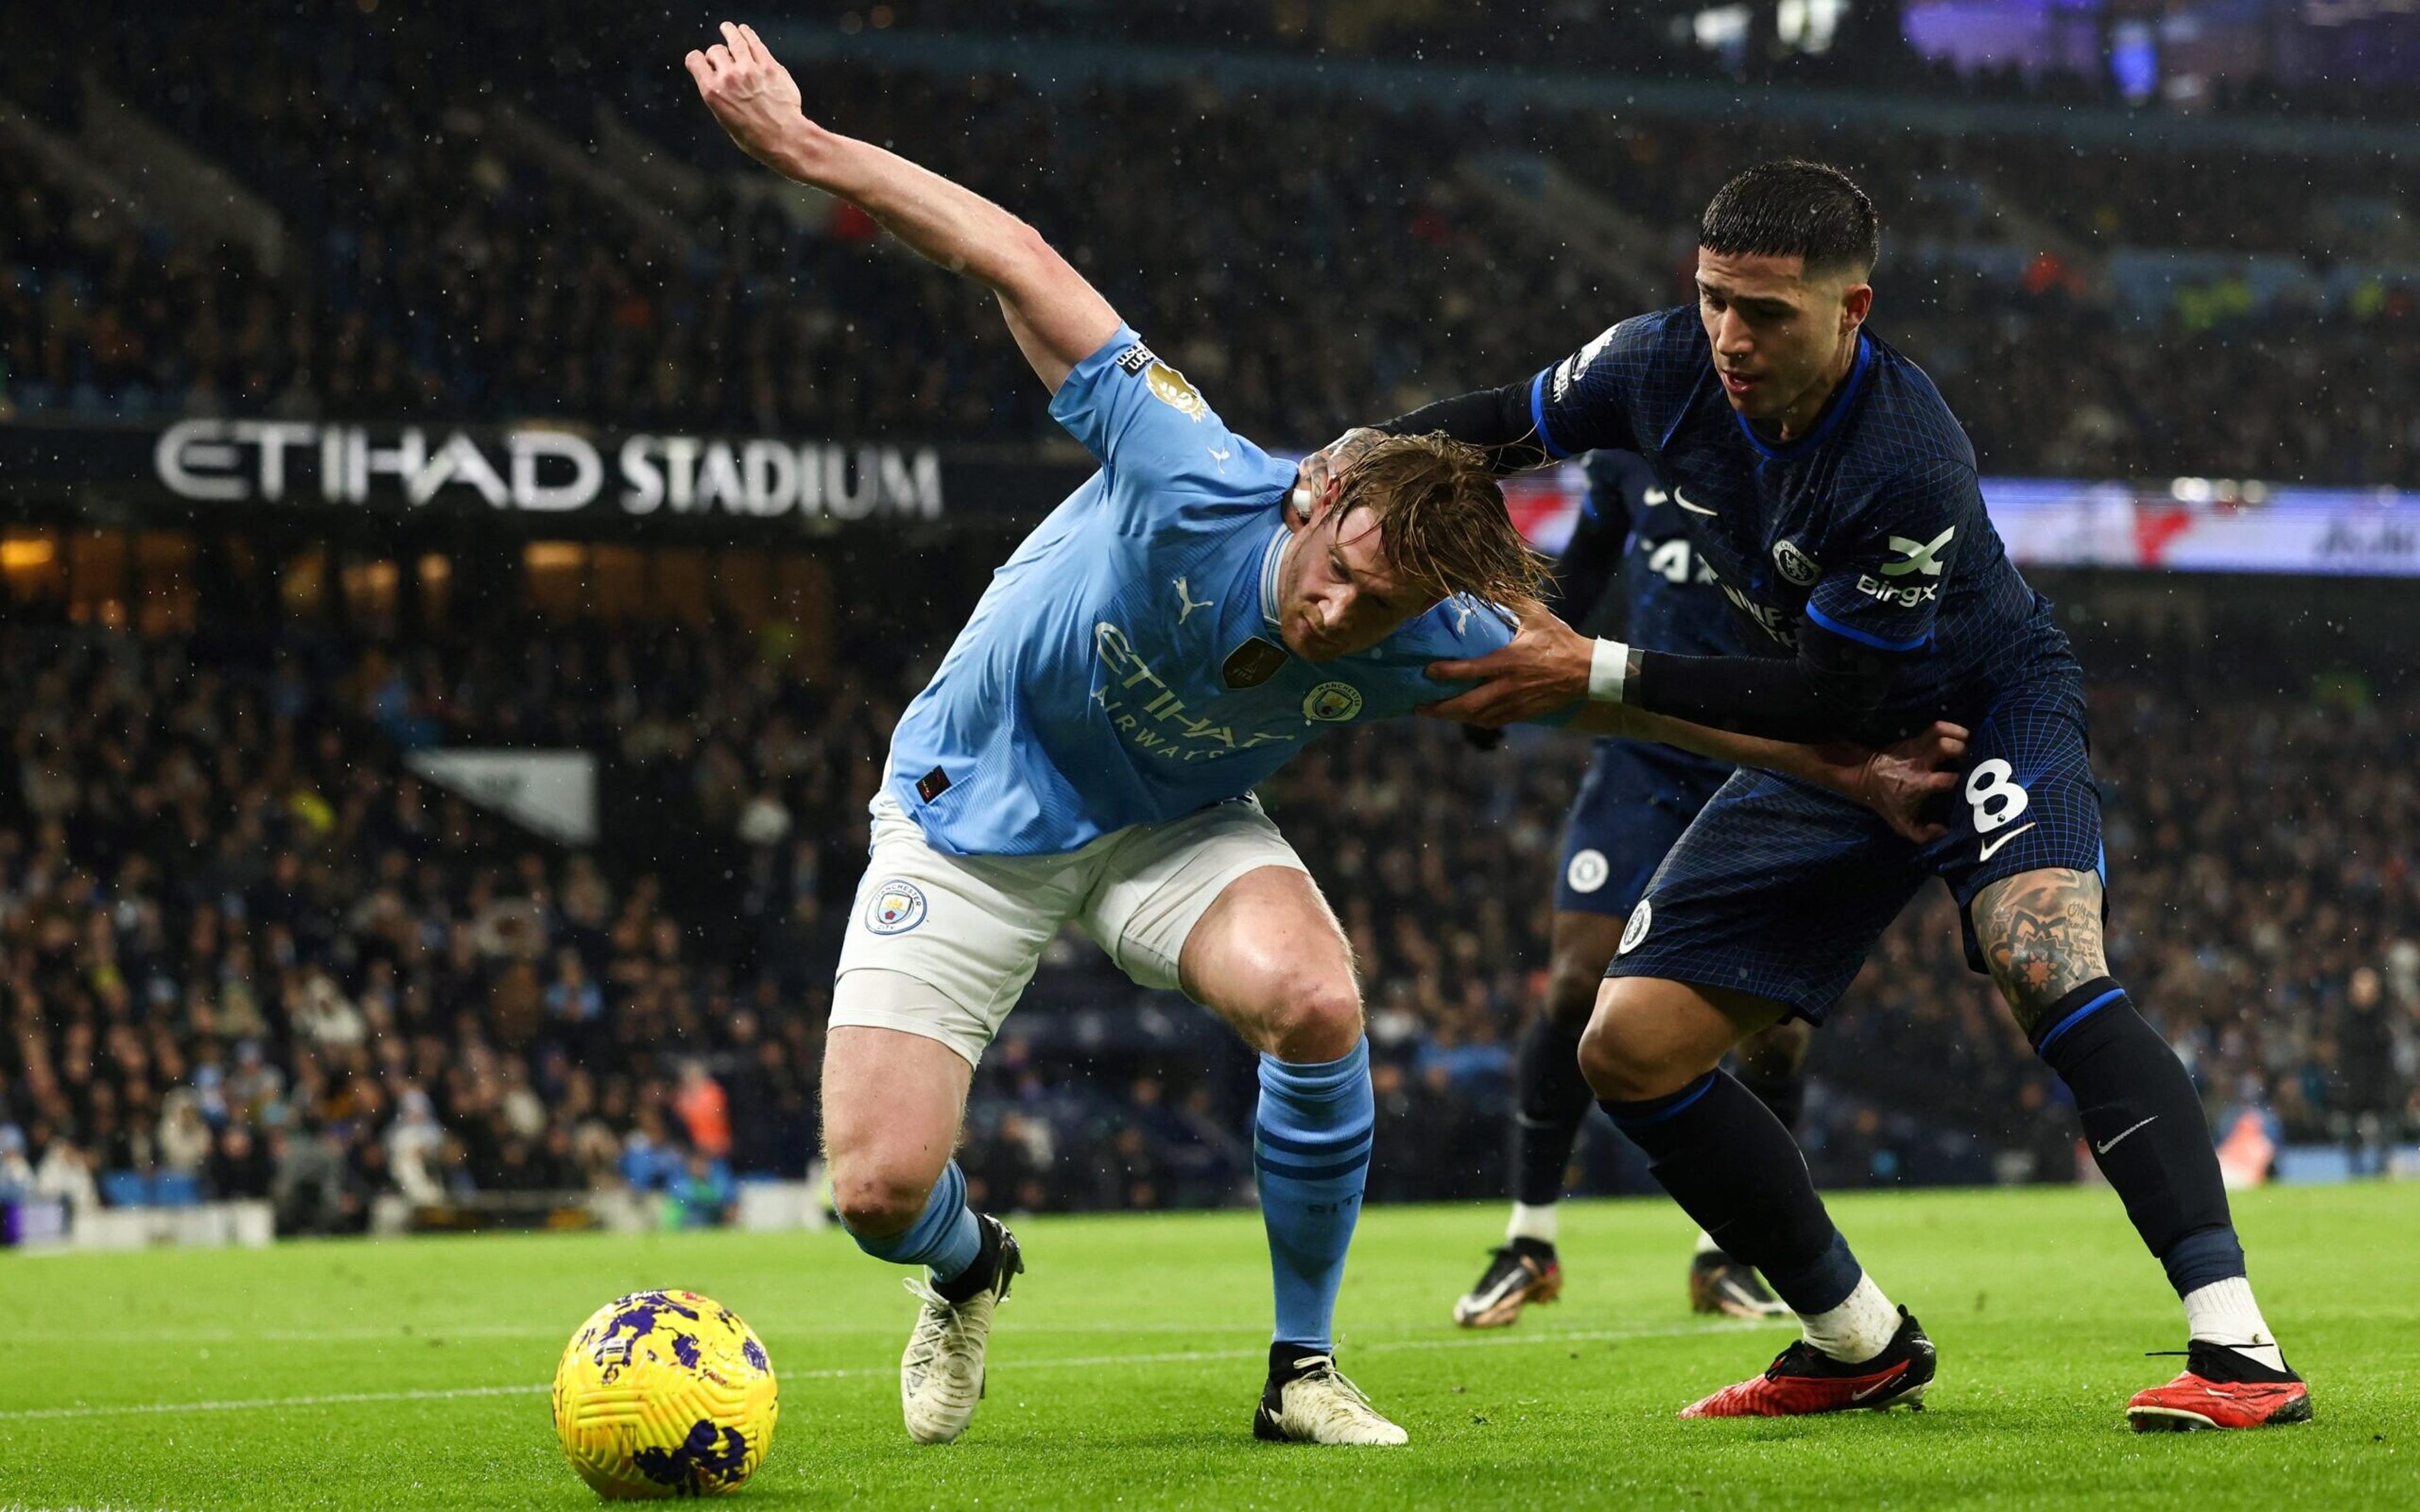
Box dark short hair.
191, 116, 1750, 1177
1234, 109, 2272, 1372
1699, 160, 1879, 276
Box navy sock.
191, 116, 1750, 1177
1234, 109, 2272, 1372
839, 1159, 984, 1285
1604, 1070, 1862, 1314
1512, 1016, 1594, 1209
1255, 1041, 1374, 1354
2032, 978, 2244, 1296
1738, 1068, 1806, 1136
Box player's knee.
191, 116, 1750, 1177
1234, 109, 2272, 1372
829, 1160, 935, 1239
1259, 971, 1365, 1063
1577, 990, 1701, 1104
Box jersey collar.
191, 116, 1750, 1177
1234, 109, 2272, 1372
1257, 522, 1292, 634
1731, 331, 1872, 462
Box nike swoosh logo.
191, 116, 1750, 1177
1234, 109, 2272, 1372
1976, 821, 2038, 862
1848, 1365, 1909, 1402
1673, 490, 1718, 515
2095, 1116, 2157, 1155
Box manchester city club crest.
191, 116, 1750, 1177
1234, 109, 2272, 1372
1301, 681, 1364, 723
864, 879, 929, 936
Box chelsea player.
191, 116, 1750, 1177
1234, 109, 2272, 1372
1452, 450, 1809, 1331
1392, 162, 2308, 1431
688, 32, 1964, 1447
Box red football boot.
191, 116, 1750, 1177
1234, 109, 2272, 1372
1680, 1307, 1934, 1418
2126, 1342, 2312, 1432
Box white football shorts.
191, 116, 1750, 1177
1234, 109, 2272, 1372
832, 791, 1309, 1067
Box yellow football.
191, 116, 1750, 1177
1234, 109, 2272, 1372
551, 1290, 779, 1499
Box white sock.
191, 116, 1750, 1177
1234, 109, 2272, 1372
1799, 1273, 1899, 1363
2183, 1277, 2286, 1372
1693, 1228, 1722, 1257
1506, 1201, 1558, 1246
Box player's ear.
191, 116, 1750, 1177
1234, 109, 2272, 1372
1841, 280, 1874, 332
1288, 470, 1342, 532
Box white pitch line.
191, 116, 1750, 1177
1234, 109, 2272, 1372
0, 1319, 1770, 1423
0, 1383, 549, 1423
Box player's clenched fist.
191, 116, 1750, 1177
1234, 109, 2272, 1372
685, 21, 807, 172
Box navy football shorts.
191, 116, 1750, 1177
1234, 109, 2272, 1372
1606, 672, 2104, 1024
1555, 740, 1731, 919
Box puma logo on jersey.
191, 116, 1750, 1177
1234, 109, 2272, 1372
1881, 527, 1956, 577
1173, 576, 1214, 624
1206, 444, 1232, 472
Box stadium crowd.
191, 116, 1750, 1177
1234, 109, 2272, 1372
3, 604, 2415, 1231
8, 10, 2420, 484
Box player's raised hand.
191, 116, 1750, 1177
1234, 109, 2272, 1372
686, 22, 809, 173
1419, 609, 1592, 728
1829, 719, 1969, 844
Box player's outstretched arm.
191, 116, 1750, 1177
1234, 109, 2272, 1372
685, 21, 1119, 391
1598, 707, 1968, 845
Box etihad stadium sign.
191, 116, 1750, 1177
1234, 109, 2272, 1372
147, 420, 944, 519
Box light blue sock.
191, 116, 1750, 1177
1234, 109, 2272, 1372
840, 1159, 984, 1285
1253, 1040, 1374, 1354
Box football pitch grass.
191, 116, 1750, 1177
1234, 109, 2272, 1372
3, 1185, 2414, 1510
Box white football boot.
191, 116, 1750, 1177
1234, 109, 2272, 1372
1252, 1351, 1410, 1445
899, 1218, 1022, 1445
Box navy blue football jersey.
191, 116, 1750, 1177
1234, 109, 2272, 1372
1565, 450, 1746, 660
1526, 307, 2073, 735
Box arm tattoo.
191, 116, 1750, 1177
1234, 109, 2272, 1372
1970, 867, 2109, 1033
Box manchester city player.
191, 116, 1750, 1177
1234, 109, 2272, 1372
1453, 450, 1810, 1331
1382, 161, 2308, 1430
691, 33, 1964, 1446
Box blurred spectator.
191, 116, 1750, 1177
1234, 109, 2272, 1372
0, 1124, 35, 1200
209, 1124, 275, 1202
32, 1127, 98, 1219
674, 1062, 732, 1161
666, 1150, 737, 1229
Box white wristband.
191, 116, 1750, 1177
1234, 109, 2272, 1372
1588, 638, 1632, 704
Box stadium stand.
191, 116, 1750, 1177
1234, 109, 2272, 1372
4, 608, 2413, 1228
1, 5, 2415, 1235
8, 9, 2420, 482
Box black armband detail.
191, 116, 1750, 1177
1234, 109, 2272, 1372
1628, 617, 1913, 743
1630, 650, 1838, 741
1377, 382, 1546, 475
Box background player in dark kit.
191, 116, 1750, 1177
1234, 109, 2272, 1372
1451, 450, 1807, 1331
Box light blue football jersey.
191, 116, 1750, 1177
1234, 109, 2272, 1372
883, 325, 1546, 856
